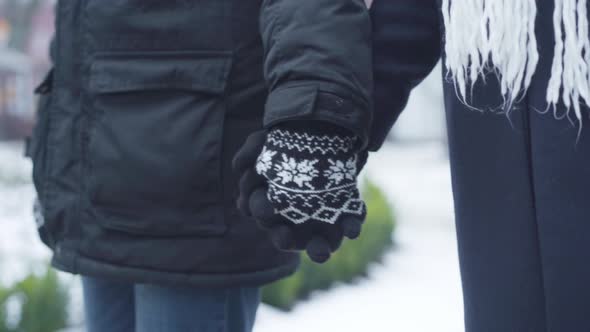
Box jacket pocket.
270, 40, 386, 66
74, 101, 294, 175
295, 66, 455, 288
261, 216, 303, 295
86, 51, 232, 237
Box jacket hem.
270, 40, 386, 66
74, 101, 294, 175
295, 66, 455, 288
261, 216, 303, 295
51, 249, 300, 288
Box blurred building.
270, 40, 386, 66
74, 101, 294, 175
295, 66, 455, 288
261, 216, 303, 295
0, 46, 33, 140
0, 1, 53, 140
27, 0, 53, 85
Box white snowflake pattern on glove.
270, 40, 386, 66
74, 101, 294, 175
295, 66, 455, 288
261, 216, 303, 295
324, 157, 357, 187
275, 154, 319, 188
256, 147, 277, 174
255, 128, 365, 224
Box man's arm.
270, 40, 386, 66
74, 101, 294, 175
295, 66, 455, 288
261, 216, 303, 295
259, 0, 373, 147
233, 1, 373, 262
369, 0, 442, 151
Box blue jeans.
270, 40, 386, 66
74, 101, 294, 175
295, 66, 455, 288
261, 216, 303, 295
82, 276, 261, 332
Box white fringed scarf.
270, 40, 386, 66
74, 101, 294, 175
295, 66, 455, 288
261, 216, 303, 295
442, 0, 590, 129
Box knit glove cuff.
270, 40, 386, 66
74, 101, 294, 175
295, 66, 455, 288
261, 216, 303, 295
255, 127, 365, 225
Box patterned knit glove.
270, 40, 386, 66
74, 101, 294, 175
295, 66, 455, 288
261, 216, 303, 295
233, 122, 367, 263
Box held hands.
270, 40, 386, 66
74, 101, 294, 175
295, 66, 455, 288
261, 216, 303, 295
233, 122, 367, 263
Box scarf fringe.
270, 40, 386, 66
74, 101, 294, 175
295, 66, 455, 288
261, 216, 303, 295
443, 0, 590, 130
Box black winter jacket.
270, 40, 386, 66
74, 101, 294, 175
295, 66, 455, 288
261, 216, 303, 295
29, 0, 372, 287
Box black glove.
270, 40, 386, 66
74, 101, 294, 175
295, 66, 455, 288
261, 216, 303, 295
233, 122, 367, 263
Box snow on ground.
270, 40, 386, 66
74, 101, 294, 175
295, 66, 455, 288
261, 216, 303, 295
0, 141, 464, 332
0, 143, 51, 286
0, 142, 84, 329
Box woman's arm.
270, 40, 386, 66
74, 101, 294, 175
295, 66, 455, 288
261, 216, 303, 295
369, 0, 442, 150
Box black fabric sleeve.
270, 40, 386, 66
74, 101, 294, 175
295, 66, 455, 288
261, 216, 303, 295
259, 0, 373, 148
369, 0, 443, 151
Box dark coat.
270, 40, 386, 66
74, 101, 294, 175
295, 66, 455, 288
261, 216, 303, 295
372, 0, 590, 331
29, 0, 372, 288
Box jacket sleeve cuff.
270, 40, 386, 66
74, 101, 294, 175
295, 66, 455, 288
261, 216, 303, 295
263, 83, 372, 149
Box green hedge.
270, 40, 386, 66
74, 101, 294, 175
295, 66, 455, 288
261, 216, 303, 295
262, 178, 396, 310
0, 269, 68, 332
